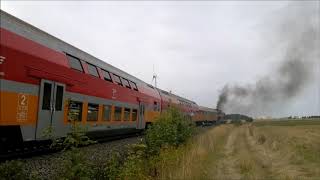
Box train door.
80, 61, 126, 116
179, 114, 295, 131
36, 80, 65, 139
137, 103, 145, 129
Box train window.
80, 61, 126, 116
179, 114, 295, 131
122, 78, 131, 89
162, 90, 169, 95
129, 81, 138, 91
68, 100, 83, 121
102, 70, 112, 82
132, 109, 137, 121
42, 83, 52, 110
113, 74, 123, 86
124, 108, 130, 121
67, 54, 83, 72
103, 105, 111, 121
114, 106, 122, 121
87, 63, 99, 77
154, 101, 158, 111
87, 103, 99, 121
55, 85, 64, 111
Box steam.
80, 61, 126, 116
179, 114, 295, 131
217, 2, 319, 117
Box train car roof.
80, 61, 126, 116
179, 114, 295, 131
156, 88, 198, 105
198, 106, 218, 112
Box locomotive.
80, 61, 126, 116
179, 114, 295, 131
0, 10, 223, 152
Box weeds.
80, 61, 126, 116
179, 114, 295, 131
239, 159, 254, 174
57, 149, 93, 180
257, 134, 266, 145
0, 160, 27, 180
0, 160, 41, 180
248, 125, 254, 136
145, 107, 195, 155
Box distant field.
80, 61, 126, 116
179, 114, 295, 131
253, 119, 320, 126
160, 119, 320, 179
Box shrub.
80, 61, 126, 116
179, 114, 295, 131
61, 121, 96, 150
42, 121, 96, 150
119, 143, 150, 179
89, 152, 123, 180
232, 119, 242, 126
0, 160, 28, 180
145, 107, 195, 155
56, 149, 93, 180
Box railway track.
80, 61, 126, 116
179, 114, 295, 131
0, 132, 141, 162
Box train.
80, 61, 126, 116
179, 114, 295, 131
0, 10, 224, 152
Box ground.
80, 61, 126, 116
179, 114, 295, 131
161, 119, 320, 180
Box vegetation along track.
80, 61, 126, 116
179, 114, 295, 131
161, 119, 320, 179
1, 136, 143, 180
0, 131, 141, 162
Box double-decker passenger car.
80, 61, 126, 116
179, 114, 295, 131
0, 10, 223, 151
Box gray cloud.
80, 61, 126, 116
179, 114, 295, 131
217, 2, 319, 117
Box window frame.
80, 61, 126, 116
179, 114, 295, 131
87, 63, 99, 77
67, 100, 83, 122
55, 85, 64, 111
42, 82, 52, 110
66, 54, 84, 72
103, 104, 112, 121
102, 69, 112, 82
122, 78, 131, 89
87, 103, 99, 121
124, 108, 130, 121
131, 109, 138, 121
129, 81, 138, 91
112, 74, 123, 86
153, 101, 158, 111
114, 106, 122, 121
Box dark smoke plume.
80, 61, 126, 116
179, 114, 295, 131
217, 2, 319, 117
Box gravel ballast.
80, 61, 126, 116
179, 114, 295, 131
22, 136, 143, 179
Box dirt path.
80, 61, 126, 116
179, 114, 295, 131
210, 124, 279, 179
214, 127, 242, 179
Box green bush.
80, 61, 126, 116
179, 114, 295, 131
61, 122, 96, 150
145, 107, 195, 155
42, 121, 96, 150
0, 160, 27, 180
56, 149, 92, 180
119, 143, 150, 179
89, 152, 122, 180
232, 119, 242, 126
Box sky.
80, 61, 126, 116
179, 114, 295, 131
1, 1, 319, 117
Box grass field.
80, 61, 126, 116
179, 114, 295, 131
159, 119, 320, 180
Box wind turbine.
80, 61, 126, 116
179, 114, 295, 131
151, 64, 158, 88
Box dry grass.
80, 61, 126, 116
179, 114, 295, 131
251, 122, 320, 179
156, 119, 320, 179
157, 125, 233, 180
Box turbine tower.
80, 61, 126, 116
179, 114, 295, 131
151, 64, 158, 88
